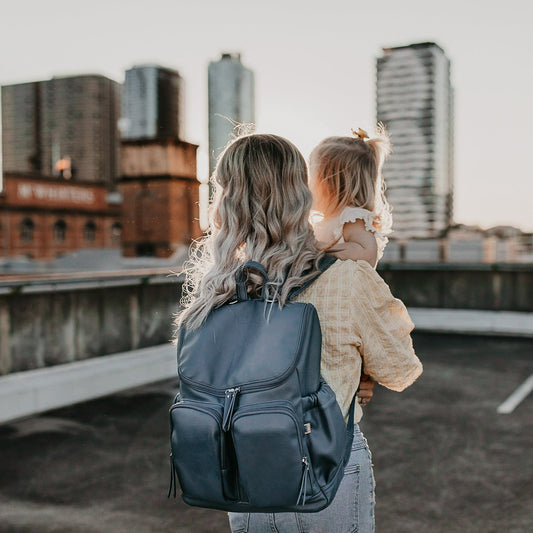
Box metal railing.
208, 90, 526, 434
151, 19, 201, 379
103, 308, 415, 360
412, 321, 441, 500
0, 267, 184, 295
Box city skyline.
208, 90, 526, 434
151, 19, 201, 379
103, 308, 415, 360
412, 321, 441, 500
1, 0, 532, 231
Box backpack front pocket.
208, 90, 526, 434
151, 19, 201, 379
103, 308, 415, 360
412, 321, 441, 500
231, 403, 307, 507
170, 401, 225, 503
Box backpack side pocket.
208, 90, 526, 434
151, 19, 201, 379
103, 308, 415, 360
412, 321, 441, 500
303, 380, 348, 491
170, 401, 225, 505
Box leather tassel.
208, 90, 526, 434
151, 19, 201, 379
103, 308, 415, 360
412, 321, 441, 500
297, 456, 310, 506
168, 452, 177, 498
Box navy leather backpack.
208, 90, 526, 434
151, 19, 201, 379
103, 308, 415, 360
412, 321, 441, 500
169, 256, 356, 513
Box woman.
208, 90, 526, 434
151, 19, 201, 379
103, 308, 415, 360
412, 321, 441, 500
177, 133, 422, 532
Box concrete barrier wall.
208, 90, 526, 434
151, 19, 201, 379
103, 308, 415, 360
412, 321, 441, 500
1, 263, 533, 375
0, 275, 182, 375
378, 263, 533, 312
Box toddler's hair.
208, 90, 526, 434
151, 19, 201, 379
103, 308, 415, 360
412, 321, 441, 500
309, 125, 392, 233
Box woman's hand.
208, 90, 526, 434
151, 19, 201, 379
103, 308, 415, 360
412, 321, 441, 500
357, 373, 374, 407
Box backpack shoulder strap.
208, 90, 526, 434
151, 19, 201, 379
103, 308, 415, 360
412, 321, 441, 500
288, 254, 337, 300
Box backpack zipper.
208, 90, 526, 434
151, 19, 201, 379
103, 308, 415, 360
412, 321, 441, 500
222, 387, 240, 431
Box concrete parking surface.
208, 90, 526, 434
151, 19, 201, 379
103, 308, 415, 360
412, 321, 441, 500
0, 333, 532, 533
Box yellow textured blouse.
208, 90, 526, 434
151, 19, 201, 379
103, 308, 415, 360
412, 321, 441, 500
294, 259, 423, 423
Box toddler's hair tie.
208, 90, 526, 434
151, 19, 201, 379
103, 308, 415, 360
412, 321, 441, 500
351, 128, 369, 140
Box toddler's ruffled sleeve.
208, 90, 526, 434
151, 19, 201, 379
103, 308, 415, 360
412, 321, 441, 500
348, 261, 423, 391
340, 207, 377, 234
340, 207, 389, 260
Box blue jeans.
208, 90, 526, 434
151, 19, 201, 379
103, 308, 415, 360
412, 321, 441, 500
228, 424, 375, 533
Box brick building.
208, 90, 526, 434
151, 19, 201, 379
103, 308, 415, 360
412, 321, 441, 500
120, 138, 201, 258
0, 173, 121, 259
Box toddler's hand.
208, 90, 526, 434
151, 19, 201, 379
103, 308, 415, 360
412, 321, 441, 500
358, 373, 374, 407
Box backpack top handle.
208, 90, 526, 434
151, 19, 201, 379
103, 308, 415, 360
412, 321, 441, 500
235, 255, 337, 303
235, 261, 270, 301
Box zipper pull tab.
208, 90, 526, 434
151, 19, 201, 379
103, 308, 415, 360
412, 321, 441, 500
297, 456, 310, 506
222, 387, 240, 432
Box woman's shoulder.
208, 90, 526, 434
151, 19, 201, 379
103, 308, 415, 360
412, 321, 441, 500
326, 258, 393, 297
326, 257, 379, 280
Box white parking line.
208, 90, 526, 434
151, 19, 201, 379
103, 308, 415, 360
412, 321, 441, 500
497, 374, 533, 414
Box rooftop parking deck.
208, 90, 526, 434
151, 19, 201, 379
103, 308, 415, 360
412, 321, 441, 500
0, 333, 532, 533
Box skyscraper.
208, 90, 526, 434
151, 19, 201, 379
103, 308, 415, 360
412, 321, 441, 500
208, 53, 255, 175
1, 82, 40, 175
376, 42, 454, 240
1, 74, 121, 186
121, 65, 183, 140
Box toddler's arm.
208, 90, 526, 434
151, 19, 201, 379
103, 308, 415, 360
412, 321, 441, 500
330, 219, 378, 267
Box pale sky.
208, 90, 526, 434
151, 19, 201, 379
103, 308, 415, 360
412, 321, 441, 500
2, 0, 532, 231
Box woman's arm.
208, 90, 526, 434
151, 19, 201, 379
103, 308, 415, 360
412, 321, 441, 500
349, 261, 423, 391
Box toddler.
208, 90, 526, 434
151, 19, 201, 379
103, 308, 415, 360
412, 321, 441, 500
309, 126, 392, 267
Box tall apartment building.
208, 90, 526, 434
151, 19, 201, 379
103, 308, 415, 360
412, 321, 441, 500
208, 53, 255, 175
1, 82, 40, 176
1, 74, 120, 186
377, 42, 454, 240
121, 65, 183, 140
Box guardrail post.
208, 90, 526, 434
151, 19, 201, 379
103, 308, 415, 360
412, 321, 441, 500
0, 297, 11, 375
130, 291, 140, 350
492, 270, 502, 309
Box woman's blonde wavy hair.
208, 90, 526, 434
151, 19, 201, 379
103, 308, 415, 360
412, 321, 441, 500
176, 133, 323, 330
309, 125, 392, 235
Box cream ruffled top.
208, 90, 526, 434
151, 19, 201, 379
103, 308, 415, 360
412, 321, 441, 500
294, 259, 423, 423
311, 206, 390, 261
